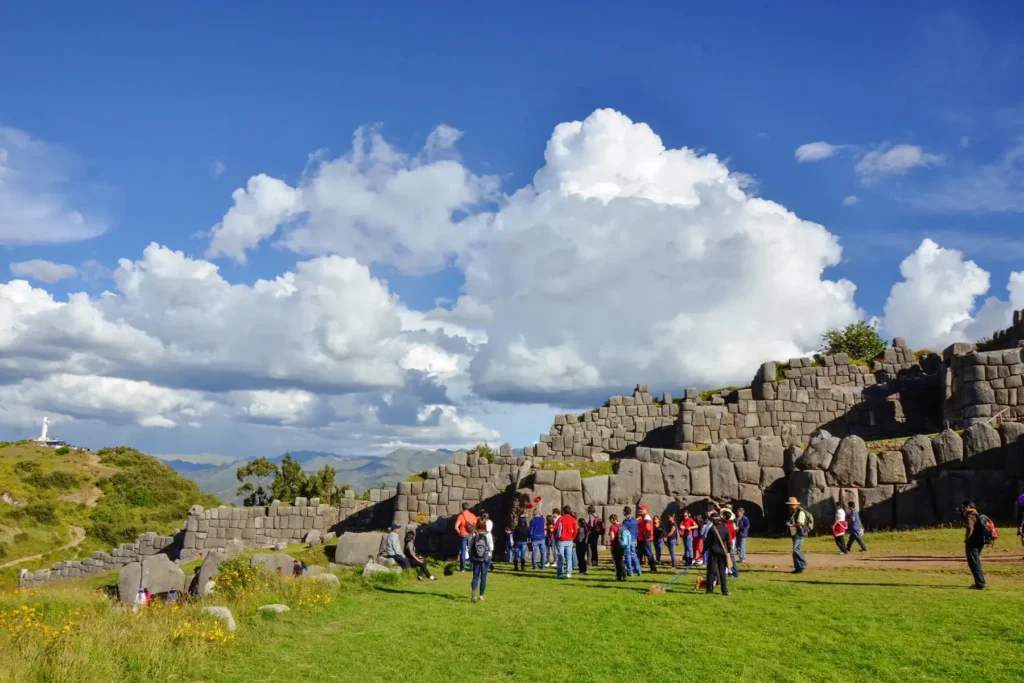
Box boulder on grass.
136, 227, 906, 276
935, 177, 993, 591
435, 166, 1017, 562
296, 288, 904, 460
250, 553, 296, 577
202, 606, 236, 633
258, 604, 290, 613
118, 554, 188, 603
191, 550, 228, 596
334, 532, 387, 566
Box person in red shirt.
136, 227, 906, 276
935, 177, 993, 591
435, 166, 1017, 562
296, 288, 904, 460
681, 511, 698, 565
608, 514, 626, 581
692, 514, 705, 565
455, 503, 478, 572
555, 506, 579, 578
636, 505, 658, 573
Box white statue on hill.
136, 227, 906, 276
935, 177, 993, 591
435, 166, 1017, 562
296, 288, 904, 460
39, 416, 49, 441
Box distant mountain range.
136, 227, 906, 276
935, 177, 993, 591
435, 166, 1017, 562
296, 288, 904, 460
159, 448, 459, 504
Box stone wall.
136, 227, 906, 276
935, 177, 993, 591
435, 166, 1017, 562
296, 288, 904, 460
945, 346, 1024, 427
522, 384, 679, 462
19, 531, 180, 590
977, 309, 1024, 352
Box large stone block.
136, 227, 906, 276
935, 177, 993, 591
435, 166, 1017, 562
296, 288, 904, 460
191, 550, 227, 596
117, 562, 142, 604
690, 465, 711, 496
661, 460, 690, 497
829, 436, 868, 487
929, 471, 972, 524
894, 481, 936, 528
560, 490, 586, 518
734, 461, 760, 485
533, 470, 556, 486
999, 422, 1024, 478
866, 452, 878, 488
532, 485, 562, 514
710, 457, 739, 500
608, 473, 641, 506
876, 451, 907, 484
553, 469, 582, 492
759, 467, 786, 490
901, 434, 937, 478
737, 483, 763, 510
641, 462, 666, 494
333, 533, 386, 566
963, 423, 1003, 469
758, 436, 785, 468
788, 470, 831, 529
581, 475, 610, 506
637, 494, 674, 519
859, 486, 895, 529
796, 430, 837, 470
932, 430, 964, 466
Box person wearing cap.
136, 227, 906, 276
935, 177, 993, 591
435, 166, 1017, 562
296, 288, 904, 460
961, 500, 987, 589
636, 505, 658, 573
703, 512, 731, 596
786, 497, 810, 573
455, 503, 478, 572
512, 513, 530, 571
720, 507, 740, 578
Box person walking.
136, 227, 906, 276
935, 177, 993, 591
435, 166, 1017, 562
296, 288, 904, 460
469, 518, 493, 602
529, 508, 547, 569
664, 513, 679, 569
832, 503, 849, 555
586, 505, 604, 567
403, 528, 437, 581
735, 508, 750, 563
555, 507, 578, 578
786, 497, 810, 574
844, 501, 867, 552
455, 503, 478, 573
961, 500, 989, 590
721, 508, 740, 578
637, 505, 658, 573
621, 506, 642, 576
608, 514, 626, 581
512, 513, 530, 571
703, 512, 731, 596
681, 510, 697, 565
482, 512, 495, 570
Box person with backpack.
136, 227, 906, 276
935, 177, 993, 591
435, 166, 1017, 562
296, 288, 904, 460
832, 502, 849, 555
455, 503, 478, 572
529, 508, 547, 569
574, 517, 590, 575
554, 506, 579, 578
512, 513, 530, 571
844, 501, 868, 552
586, 505, 604, 567
703, 512, 731, 596
621, 506, 642, 576
469, 518, 493, 602
785, 497, 812, 574
608, 514, 626, 580
681, 510, 698, 565
663, 513, 679, 569
961, 500, 992, 590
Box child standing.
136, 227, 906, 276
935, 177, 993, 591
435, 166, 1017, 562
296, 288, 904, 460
470, 518, 493, 602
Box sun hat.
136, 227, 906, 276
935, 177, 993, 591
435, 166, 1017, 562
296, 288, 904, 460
390, 523, 401, 530
785, 497, 801, 506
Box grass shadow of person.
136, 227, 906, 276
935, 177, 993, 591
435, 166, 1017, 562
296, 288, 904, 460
372, 586, 463, 601
774, 579, 963, 590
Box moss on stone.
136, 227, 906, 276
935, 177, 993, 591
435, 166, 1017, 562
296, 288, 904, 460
536, 460, 616, 478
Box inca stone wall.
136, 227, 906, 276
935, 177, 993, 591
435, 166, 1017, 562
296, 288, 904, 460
945, 346, 1024, 427
522, 384, 678, 462
18, 531, 179, 590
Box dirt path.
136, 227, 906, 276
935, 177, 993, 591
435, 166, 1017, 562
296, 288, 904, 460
0, 525, 86, 569
742, 551, 1022, 570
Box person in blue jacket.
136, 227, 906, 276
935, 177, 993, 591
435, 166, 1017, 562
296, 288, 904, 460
528, 507, 548, 569
621, 506, 642, 576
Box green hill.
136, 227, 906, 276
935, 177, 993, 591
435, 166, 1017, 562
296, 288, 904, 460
0, 442, 220, 584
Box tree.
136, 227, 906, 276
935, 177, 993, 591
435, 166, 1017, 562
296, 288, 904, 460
820, 320, 887, 362
302, 464, 342, 505
270, 452, 307, 503
236, 457, 278, 507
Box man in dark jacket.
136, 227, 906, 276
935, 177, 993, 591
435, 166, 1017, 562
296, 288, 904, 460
528, 508, 547, 569
703, 512, 730, 596
586, 505, 603, 567
844, 501, 868, 552
962, 500, 987, 589
512, 513, 530, 571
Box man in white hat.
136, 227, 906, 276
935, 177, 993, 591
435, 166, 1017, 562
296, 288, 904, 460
785, 497, 810, 573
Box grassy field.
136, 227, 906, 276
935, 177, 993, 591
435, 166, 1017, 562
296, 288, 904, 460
1, 529, 1022, 682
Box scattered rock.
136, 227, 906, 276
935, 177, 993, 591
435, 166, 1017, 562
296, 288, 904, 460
309, 573, 340, 586
362, 562, 392, 577
191, 550, 227, 596
202, 606, 236, 633
334, 532, 386, 566
250, 553, 296, 577
258, 604, 290, 613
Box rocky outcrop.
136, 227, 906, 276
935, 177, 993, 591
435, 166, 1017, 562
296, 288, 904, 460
117, 554, 187, 603
334, 533, 386, 566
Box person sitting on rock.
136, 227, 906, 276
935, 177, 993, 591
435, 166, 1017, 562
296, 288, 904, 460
384, 523, 408, 568
403, 528, 436, 581
293, 560, 304, 578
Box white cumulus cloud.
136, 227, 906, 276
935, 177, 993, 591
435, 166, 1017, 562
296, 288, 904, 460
9, 259, 78, 283
856, 143, 945, 179
795, 141, 845, 162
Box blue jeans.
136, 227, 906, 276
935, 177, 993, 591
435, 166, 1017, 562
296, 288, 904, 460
737, 537, 748, 562
459, 536, 470, 571
514, 541, 528, 563
792, 534, 807, 572
624, 544, 642, 576
546, 538, 556, 564
531, 540, 545, 568
684, 535, 693, 562
667, 538, 678, 568
557, 540, 575, 577
471, 561, 488, 595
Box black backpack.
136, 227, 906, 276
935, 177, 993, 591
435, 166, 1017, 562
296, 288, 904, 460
470, 533, 490, 562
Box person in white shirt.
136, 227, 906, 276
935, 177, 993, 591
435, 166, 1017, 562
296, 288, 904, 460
832, 504, 849, 555
482, 512, 494, 570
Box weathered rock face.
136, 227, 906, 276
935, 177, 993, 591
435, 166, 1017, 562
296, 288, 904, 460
895, 481, 936, 528
875, 451, 907, 485
758, 436, 785, 468
251, 554, 296, 577
999, 422, 1024, 478
334, 532, 386, 566
553, 469, 582, 492
117, 562, 142, 604
191, 550, 228, 596
859, 485, 895, 529
932, 430, 964, 466
660, 460, 690, 497
709, 457, 739, 500
581, 475, 610, 506
734, 461, 760, 485
118, 554, 187, 603
796, 431, 838, 471
609, 460, 642, 505
828, 436, 868, 487
963, 423, 1003, 469
788, 470, 831, 528
202, 606, 236, 633
640, 462, 666, 494
902, 434, 937, 478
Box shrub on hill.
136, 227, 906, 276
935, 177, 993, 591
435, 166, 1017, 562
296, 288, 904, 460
89, 447, 221, 546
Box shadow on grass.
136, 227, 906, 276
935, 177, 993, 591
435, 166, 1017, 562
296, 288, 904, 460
372, 586, 463, 601
775, 579, 963, 590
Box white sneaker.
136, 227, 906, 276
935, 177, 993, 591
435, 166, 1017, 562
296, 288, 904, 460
478, 595, 484, 602
429, 576, 437, 581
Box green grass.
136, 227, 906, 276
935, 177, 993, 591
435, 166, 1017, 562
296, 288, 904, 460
698, 386, 741, 401
753, 526, 1023, 560
536, 460, 615, 477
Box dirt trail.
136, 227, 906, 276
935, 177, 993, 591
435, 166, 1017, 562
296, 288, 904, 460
0, 525, 86, 569
742, 551, 1022, 570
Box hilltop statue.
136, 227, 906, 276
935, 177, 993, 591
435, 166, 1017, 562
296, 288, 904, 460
39, 416, 49, 441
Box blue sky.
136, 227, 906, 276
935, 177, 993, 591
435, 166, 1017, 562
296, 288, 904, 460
1, 3, 1022, 460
